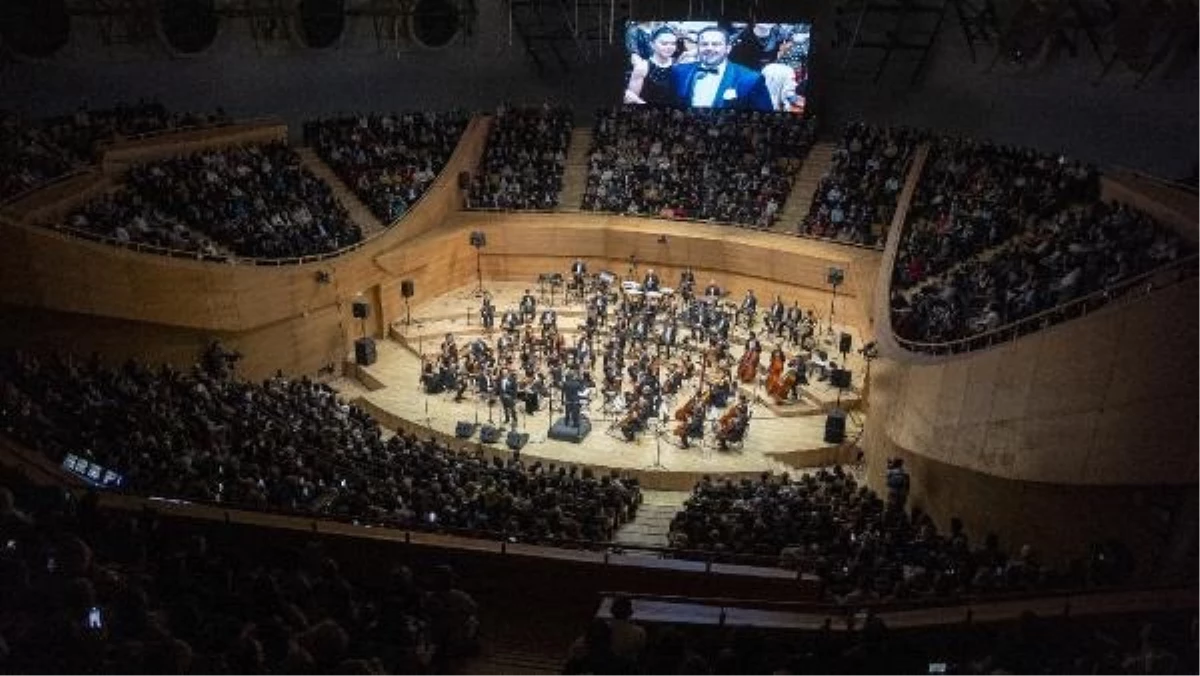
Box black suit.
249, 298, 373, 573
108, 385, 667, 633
669, 60, 774, 111
561, 376, 584, 428
499, 375, 518, 424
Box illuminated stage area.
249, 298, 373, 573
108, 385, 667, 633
343, 281, 871, 490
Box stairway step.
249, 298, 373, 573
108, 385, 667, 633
295, 147, 387, 238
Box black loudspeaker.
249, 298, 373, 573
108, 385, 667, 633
824, 409, 846, 444
458, 171, 470, 189
352, 299, 370, 319
479, 424, 501, 444
827, 267, 845, 286
839, 332, 852, 355
506, 430, 529, 451
469, 230, 486, 247
354, 337, 377, 366
401, 279, 415, 298
455, 421, 476, 439
831, 368, 852, 389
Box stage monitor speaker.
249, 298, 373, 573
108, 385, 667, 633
479, 424, 501, 444
455, 421, 475, 439
831, 368, 852, 389
401, 279, 415, 298
824, 409, 846, 444
827, 267, 845, 286
469, 230, 486, 247
458, 171, 470, 189
351, 299, 370, 319
506, 430, 529, 451
839, 332, 852, 355
354, 337, 377, 366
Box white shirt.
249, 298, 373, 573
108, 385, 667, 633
691, 61, 727, 108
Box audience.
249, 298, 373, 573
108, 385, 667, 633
304, 111, 469, 223
800, 122, 924, 246
893, 200, 1192, 346
467, 104, 572, 210
668, 467, 1089, 602
0, 346, 641, 546
0, 475, 478, 673
51, 141, 362, 258
1, 101, 230, 203
582, 106, 815, 227
893, 137, 1099, 290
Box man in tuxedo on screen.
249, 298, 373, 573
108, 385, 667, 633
669, 26, 773, 111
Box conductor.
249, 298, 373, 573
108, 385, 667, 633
561, 369, 586, 428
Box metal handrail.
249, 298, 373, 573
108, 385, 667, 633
0, 167, 93, 208
892, 253, 1199, 355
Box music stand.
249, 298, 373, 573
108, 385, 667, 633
826, 267, 845, 336
644, 416, 669, 470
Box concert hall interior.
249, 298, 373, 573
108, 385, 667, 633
0, 0, 1196, 673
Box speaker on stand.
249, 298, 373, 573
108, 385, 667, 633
401, 279, 415, 326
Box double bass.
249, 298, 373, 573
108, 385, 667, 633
737, 343, 761, 384
764, 348, 786, 394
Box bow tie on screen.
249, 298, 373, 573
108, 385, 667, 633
696, 66, 719, 77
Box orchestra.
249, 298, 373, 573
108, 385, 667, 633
407, 260, 839, 453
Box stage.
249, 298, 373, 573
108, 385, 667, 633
340, 282, 871, 490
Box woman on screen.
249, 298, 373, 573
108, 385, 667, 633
625, 25, 679, 105
762, 63, 802, 113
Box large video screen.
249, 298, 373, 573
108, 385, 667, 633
622, 21, 811, 114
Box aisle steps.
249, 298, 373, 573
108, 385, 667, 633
558, 128, 593, 209
774, 141, 836, 232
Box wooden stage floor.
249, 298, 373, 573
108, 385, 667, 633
343, 282, 869, 490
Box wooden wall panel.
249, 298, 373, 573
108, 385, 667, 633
878, 279, 1198, 486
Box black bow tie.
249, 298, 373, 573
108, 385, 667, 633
696, 65, 719, 77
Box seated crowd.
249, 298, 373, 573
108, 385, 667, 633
564, 593, 1196, 674
467, 104, 572, 210
0, 478, 482, 673
893, 138, 1100, 291
800, 122, 924, 246
304, 111, 469, 223
52, 141, 362, 258
0, 347, 641, 545
668, 467, 1089, 602
582, 106, 815, 227
1, 100, 230, 202
893, 199, 1192, 343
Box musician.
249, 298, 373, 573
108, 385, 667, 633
453, 362, 470, 402
481, 294, 496, 330
499, 368, 519, 426
519, 289, 537, 322
441, 333, 458, 360
571, 258, 587, 286
743, 331, 762, 358
588, 292, 608, 328
704, 279, 722, 298
643, 268, 661, 292
659, 317, 679, 357
766, 295, 785, 337
717, 394, 751, 451
710, 373, 733, 408
678, 396, 707, 449
784, 352, 808, 400
502, 308, 521, 334
740, 289, 758, 328
476, 367, 496, 400
713, 310, 732, 341
420, 358, 441, 394
540, 307, 558, 332
525, 371, 548, 414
